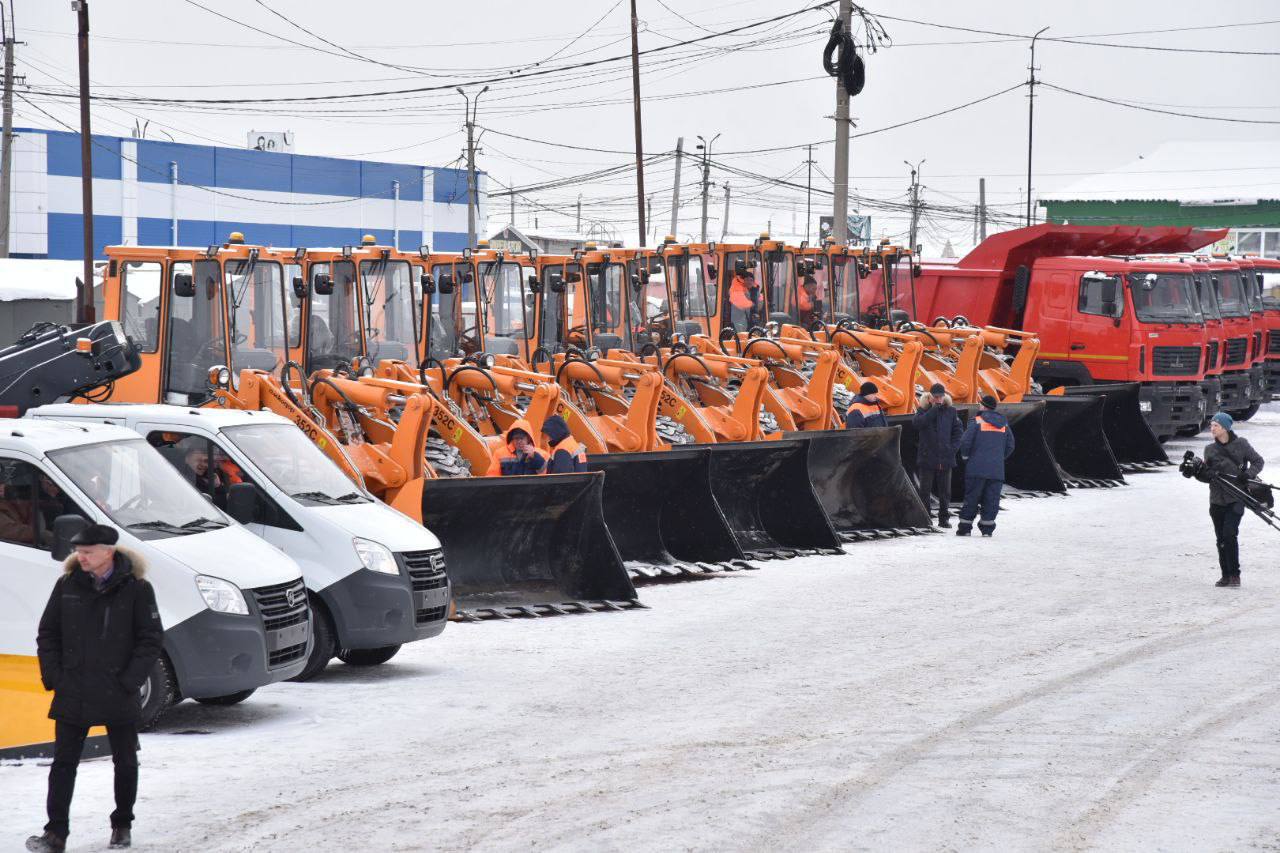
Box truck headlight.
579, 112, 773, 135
195, 575, 249, 615
354, 537, 399, 575
1139, 400, 1153, 413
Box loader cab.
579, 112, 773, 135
713, 243, 762, 335
534, 255, 587, 354
354, 245, 420, 367
475, 252, 534, 359
582, 248, 643, 354
824, 246, 867, 325
303, 251, 362, 375
424, 254, 476, 362
652, 242, 718, 343
754, 237, 795, 327
627, 250, 676, 347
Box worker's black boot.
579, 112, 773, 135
109, 827, 132, 848
1226, 572, 1241, 588
25, 832, 66, 853
937, 517, 952, 529
955, 520, 972, 536
978, 522, 995, 538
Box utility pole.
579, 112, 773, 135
646, 194, 653, 243
576, 194, 581, 234
697, 133, 719, 243
721, 183, 730, 239
804, 144, 814, 244
978, 177, 988, 240
831, 0, 853, 243
456, 85, 488, 250
972, 205, 978, 246
905, 159, 924, 255
508, 177, 515, 226
73, 0, 94, 321
1025, 26, 1048, 227
628, 0, 646, 246
0, 2, 17, 258
669, 136, 683, 238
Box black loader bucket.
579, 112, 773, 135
703, 438, 842, 560
995, 401, 1069, 496
420, 474, 642, 621
784, 426, 933, 542
1059, 383, 1169, 471
1030, 394, 1125, 487
587, 449, 754, 583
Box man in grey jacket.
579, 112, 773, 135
1198, 412, 1265, 587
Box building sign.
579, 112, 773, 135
818, 215, 872, 244
248, 131, 295, 153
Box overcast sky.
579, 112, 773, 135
13, 0, 1280, 253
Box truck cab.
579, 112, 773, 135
29, 404, 450, 680
0, 419, 309, 756
1246, 258, 1280, 399
1235, 256, 1271, 409
1202, 256, 1259, 418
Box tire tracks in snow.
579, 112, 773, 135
753, 602, 1277, 851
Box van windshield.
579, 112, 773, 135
1127, 271, 1202, 324
48, 439, 230, 539
223, 423, 368, 506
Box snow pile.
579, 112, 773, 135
2, 407, 1278, 851
0, 259, 87, 301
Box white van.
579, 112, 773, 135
0, 419, 309, 756
29, 404, 450, 681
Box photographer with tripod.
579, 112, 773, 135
1192, 412, 1266, 587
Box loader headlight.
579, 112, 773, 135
1139, 400, 1152, 413
354, 537, 399, 575
195, 575, 249, 615
207, 365, 231, 389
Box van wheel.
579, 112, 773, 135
336, 645, 401, 667
288, 598, 335, 682
1230, 402, 1261, 422
138, 655, 176, 732
193, 689, 256, 706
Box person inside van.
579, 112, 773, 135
181, 446, 225, 501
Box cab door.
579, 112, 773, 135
1068, 270, 1128, 381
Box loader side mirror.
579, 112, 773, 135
50, 514, 90, 562
173, 273, 195, 298
420, 272, 436, 294
912, 264, 922, 279
527, 274, 542, 294
638, 268, 650, 284
436, 273, 455, 294
549, 274, 566, 293
630, 274, 643, 291
226, 482, 260, 525
312, 272, 334, 295
292, 275, 306, 299
566, 271, 582, 284
707, 265, 717, 280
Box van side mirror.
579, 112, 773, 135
226, 482, 259, 525
173, 273, 195, 298
51, 514, 90, 562
312, 272, 334, 295
292, 275, 306, 299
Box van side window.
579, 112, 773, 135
145, 432, 252, 511
0, 458, 89, 551
1078, 274, 1123, 318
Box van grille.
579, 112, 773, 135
1206, 341, 1219, 371
402, 549, 448, 624
1151, 346, 1200, 376
251, 579, 310, 669
1225, 337, 1248, 366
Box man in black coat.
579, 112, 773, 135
27, 524, 164, 853
911, 383, 964, 528
1196, 411, 1265, 587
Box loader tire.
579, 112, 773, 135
831, 383, 854, 412
655, 414, 695, 445
425, 434, 472, 478
759, 408, 780, 435
336, 645, 401, 667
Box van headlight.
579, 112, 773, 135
195, 575, 249, 615
354, 537, 399, 575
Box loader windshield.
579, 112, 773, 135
225, 260, 288, 376
360, 259, 418, 366
762, 249, 795, 323
586, 262, 633, 351
224, 423, 368, 505
538, 263, 584, 351
830, 255, 857, 320
167, 259, 226, 401
307, 260, 360, 371
477, 261, 530, 353
1214, 271, 1250, 318
50, 439, 230, 540
1128, 271, 1202, 324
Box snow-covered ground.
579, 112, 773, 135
4, 409, 1280, 852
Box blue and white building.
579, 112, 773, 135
7, 127, 487, 259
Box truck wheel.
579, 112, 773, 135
138, 655, 177, 732
193, 689, 256, 706
1176, 424, 1202, 437
1230, 402, 1261, 422
288, 598, 336, 682
336, 645, 401, 667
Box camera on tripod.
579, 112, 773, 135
1179, 450, 1205, 480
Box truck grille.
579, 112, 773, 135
1255, 331, 1264, 360
1206, 341, 1219, 371
1270, 331, 1280, 354
1151, 346, 1200, 376
1225, 337, 1248, 366
402, 549, 448, 624
251, 579, 310, 668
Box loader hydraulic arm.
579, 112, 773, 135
0, 321, 141, 415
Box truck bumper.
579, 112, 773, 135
1139, 382, 1205, 440
1247, 365, 1267, 404
320, 568, 449, 651
164, 608, 308, 700
1266, 360, 1280, 401
1198, 378, 1222, 422
1220, 369, 1253, 414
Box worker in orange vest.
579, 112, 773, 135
728, 266, 759, 330
844, 381, 888, 429
485, 419, 547, 476
798, 272, 822, 324
541, 415, 588, 473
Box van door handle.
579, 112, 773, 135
1070, 343, 1086, 350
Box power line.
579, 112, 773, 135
1043, 81, 1280, 125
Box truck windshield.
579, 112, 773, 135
1128, 271, 1202, 324
1195, 276, 1221, 320
226, 260, 287, 375
49, 439, 230, 539
1259, 269, 1280, 310
1239, 269, 1263, 312
222, 423, 368, 506
359, 259, 418, 366
1214, 271, 1250, 318
307, 260, 361, 371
